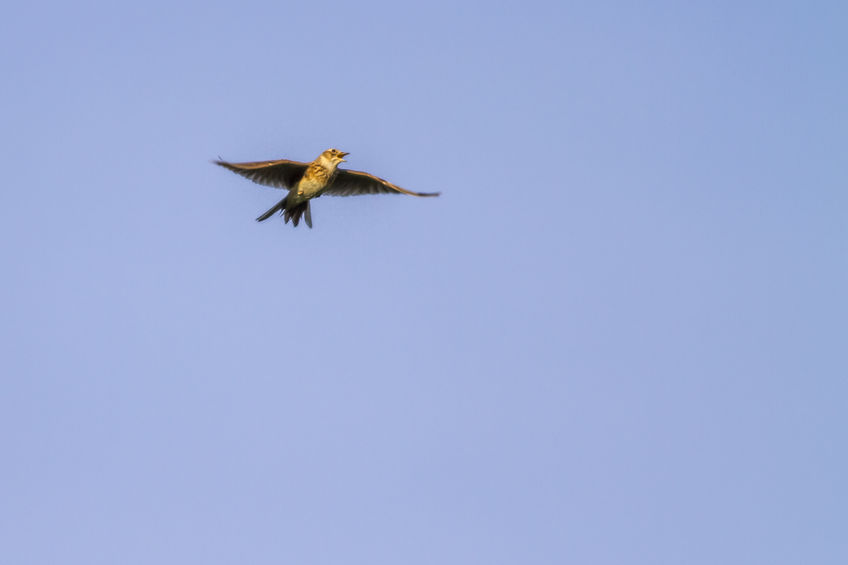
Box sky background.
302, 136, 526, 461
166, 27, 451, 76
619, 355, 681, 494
2, 1, 847, 563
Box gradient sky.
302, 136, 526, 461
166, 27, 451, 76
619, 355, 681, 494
2, 1, 847, 564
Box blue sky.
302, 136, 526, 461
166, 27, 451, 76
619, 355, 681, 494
2, 1, 846, 563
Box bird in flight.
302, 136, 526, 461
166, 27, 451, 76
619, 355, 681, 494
214, 149, 440, 228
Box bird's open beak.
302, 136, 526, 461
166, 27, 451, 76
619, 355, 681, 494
339, 151, 349, 161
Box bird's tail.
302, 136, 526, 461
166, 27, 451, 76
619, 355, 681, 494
255, 196, 312, 228
256, 195, 287, 222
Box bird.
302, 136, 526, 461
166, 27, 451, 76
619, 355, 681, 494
214, 149, 440, 228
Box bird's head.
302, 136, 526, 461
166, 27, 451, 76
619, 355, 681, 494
319, 148, 348, 168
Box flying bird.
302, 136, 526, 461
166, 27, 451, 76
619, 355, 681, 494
214, 149, 439, 228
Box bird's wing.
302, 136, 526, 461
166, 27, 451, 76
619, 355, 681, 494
214, 159, 309, 189
323, 169, 440, 197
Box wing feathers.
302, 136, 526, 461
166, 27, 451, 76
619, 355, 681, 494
323, 169, 440, 197
214, 159, 308, 189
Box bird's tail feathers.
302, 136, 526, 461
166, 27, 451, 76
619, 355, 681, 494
284, 201, 311, 228
256, 195, 312, 228
303, 202, 312, 228
256, 195, 288, 222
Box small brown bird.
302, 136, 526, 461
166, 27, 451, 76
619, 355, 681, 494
214, 149, 439, 228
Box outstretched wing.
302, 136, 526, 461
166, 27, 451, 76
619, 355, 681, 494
214, 159, 309, 189
323, 169, 440, 197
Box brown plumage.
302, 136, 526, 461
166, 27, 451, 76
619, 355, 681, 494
214, 148, 439, 228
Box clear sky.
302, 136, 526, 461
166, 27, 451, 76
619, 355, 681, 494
2, 1, 846, 563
